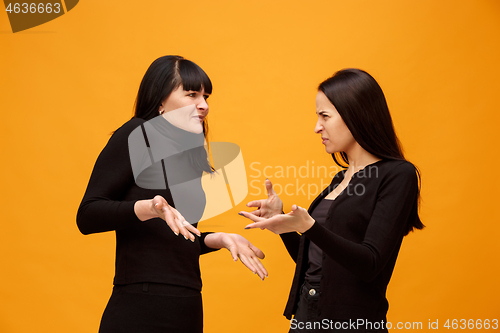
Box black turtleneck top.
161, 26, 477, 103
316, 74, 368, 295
77, 117, 218, 290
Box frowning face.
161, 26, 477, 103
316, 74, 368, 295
314, 91, 356, 155
160, 85, 210, 133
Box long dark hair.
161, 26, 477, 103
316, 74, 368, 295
135, 55, 214, 173
319, 68, 424, 234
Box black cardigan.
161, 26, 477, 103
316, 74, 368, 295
77, 117, 218, 291
280, 159, 420, 326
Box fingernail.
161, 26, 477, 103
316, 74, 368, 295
244, 227, 250, 229
266, 178, 269, 180
190, 238, 195, 242
183, 235, 188, 240
173, 231, 179, 236
238, 212, 244, 216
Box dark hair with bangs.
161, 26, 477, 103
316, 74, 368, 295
319, 68, 424, 234
134, 55, 214, 173
134, 55, 212, 122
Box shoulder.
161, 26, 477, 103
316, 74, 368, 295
97, 118, 147, 156
370, 159, 415, 174
381, 159, 416, 174
377, 159, 419, 188
113, 118, 146, 138
107, 118, 146, 145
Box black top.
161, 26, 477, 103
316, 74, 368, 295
304, 198, 333, 285
77, 117, 218, 291
280, 159, 420, 328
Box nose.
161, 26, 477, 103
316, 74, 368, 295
314, 119, 323, 133
197, 97, 209, 113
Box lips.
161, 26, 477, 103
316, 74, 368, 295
193, 115, 205, 122
321, 137, 328, 144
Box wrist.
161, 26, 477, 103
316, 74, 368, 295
297, 217, 315, 234
204, 232, 225, 249
134, 199, 157, 221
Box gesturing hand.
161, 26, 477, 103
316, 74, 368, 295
246, 179, 283, 218
204, 233, 268, 280
239, 204, 315, 235
151, 195, 201, 242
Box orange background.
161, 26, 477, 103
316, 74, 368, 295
1, 1, 499, 332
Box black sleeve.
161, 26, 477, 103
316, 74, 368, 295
76, 119, 145, 235
279, 232, 302, 263
279, 208, 301, 262
303, 162, 418, 281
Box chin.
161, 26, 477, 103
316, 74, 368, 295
324, 146, 335, 154
326, 147, 343, 155
187, 122, 204, 134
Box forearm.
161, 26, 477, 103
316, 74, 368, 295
303, 221, 405, 282
303, 222, 378, 280
77, 199, 142, 235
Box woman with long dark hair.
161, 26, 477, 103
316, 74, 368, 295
240, 69, 423, 332
77, 55, 267, 333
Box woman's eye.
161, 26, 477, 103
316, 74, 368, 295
203, 95, 209, 100
188, 93, 196, 97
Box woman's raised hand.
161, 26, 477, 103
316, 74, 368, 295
239, 204, 315, 235
204, 232, 268, 280
152, 195, 201, 241
134, 195, 201, 241
246, 179, 283, 218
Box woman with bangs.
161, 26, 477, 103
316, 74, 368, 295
77, 55, 267, 333
240, 69, 424, 332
